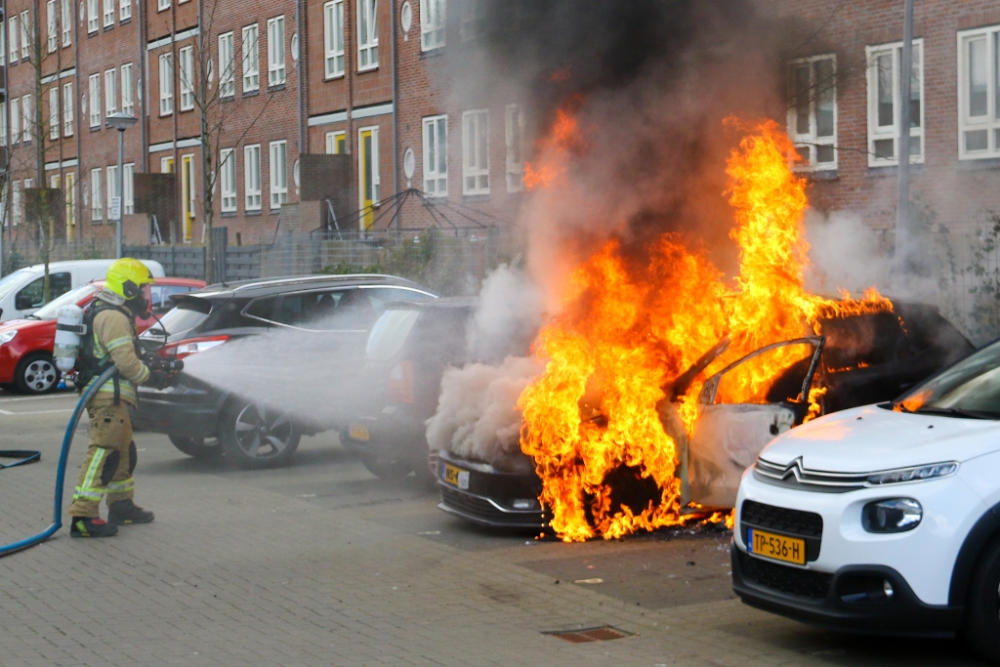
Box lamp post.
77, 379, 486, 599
106, 112, 139, 259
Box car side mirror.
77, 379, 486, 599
15, 295, 33, 311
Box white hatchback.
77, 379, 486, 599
733, 339, 1000, 663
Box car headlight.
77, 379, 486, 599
867, 462, 958, 485
863, 498, 922, 533
0, 330, 17, 346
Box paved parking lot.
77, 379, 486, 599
0, 388, 987, 666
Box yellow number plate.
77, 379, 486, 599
748, 528, 806, 565
441, 464, 469, 490
348, 424, 370, 442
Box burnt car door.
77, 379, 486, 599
687, 337, 824, 509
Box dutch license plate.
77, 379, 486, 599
748, 528, 806, 565
348, 424, 370, 442
441, 463, 470, 490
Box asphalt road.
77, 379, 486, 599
0, 387, 988, 666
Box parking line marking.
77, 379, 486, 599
0, 408, 74, 416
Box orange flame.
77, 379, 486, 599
518, 118, 893, 542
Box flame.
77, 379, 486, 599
524, 101, 586, 190
518, 118, 893, 542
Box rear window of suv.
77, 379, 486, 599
148, 297, 212, 338
367, 309, 421, 361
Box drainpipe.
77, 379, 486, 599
296, 0, 305, 155
390, 0, 398, 233
1, 0, 6, 274
138, 0, 147, 173
894, 0, 914, 278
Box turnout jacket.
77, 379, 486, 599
84, 298, 151, 407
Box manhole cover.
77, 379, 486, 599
544, 626, 633, 643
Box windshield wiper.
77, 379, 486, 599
914, 406, 997, 420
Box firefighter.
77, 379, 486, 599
67, 258, 170, 538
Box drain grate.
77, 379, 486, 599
544, 626, 633, 643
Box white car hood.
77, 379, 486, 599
759, 404, 1000, 473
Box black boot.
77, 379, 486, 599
70, 517, 119, 538
108, 499, 155, 525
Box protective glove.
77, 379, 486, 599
146, 370, 171, 390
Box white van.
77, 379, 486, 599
0, 259, 165, 322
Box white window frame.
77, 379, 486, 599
326, 130, 345, 154
63, 81, 74, 136
20, 11, 30, 60
269, 140, 288, 209
244, 144, 261, 211
958, 26, 1000, 159
218, 32, 235, 98
420, 0, 445, 52
49, 87, 59, 140
422, 114, 448, 197
8, 15, 18, 64
159, 53, 173, 116
12, 182, 21, 227
242, 24, 260, 93
460, 0, 486, 42
0, 102, 7, 144
358, 126, 380, 205
10, 95, 20, 143
123, 163, 134, 214
47, 0, 57, 53
0, 19, 6, 67
220, 148, 237, 213
62, 0, 72, 45
179, 45, 194, 111
89, 73, 101, 127
87, 0, 98, 33
505, 104, 524, 192
788, 54, 838, 171
91, 168, 103, 222
103, 0, 114, 28
357, 0, 379, 71
323, 1, 345, 78
105, 68, 117, 116
21, 95, 32, 143
106, 164, 119, 221
462, 109, 489, 195
65, 172, 76, 232
121, 63, 134, 115
267, 16, 286, 87
158, 0, 170, 11
866, 40, 924, 167
119, 0, 131, 21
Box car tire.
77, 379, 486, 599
168, 434, 223, 460
14, 353, 61, 394
220, 401, 300, 468
0, 383, 16, 392
359, 453, 413, 480
964, 534, 1000, 664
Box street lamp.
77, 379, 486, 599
106, 112, 139, 259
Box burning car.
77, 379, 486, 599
434, 301, 973, 530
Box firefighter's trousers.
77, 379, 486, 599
67, 401, 137, 518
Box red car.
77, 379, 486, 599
0, 277, 205, 394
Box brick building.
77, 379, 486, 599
0, 0, 528, 251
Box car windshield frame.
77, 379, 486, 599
894, 339, 1000, 419
0, 268, 35, 302
30, 284, 101, 320
141, 297, 212, 340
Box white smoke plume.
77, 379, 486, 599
804, 210, 891, 296
466, 263, 544, 361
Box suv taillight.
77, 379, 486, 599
160, 335, 230, 359
387, 360, 415, 404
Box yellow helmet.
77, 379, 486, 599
105, 258, 154, 300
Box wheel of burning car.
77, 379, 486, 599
221, 402, 300, 468
963, 534, 1000, 663
358, 453, 413, 480
14, 353, 61, 394
168, 434, 223, 460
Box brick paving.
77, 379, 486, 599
0, 390, 984, 666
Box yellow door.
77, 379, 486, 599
359, 128, 378, 230
181, 155, 194, 242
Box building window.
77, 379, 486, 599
959, 26, 1000, 159
65, 172, 75, 234
91, 169, 103, 222
505, 104, 524, 192
20, 11, 30, 60
323, 1, 345, 78
103, 0, 114, 27
462, 110, 489, 195
357, 0, 379, 71
106, 165, 119, 220
181, 154, 194, 242
21, 95, 32, 143
0, 102, 7, 144
267, 16, 285, 87
10, 96, 20, 143
218, 32, 235, 98
62, 0, 72, 45
242, 24, 260, 93
0, 20, 6, 67
87, 0, 98, 33
788, 55, 837, 170
12, 182, 21, 227
120, 0, 131, 21
461, 0, 486, 42
420, 0, 445, 52
161, 156, 174, 173
158, 0, 170, 11
422, 114, 447, 196
159, 53, 173, 115
49, 87, 59, 140
8, 15, 17, 64
89, 74, 101, 127
244, 144, 261, 210
269, 140, 287, 209
220, 148, 237, 212
123, 163, 134, 214
179, 45, 194, 110
866, 40, 923, 167
121, 63, 134, 115
326, 130, 346, 154
47, 1, 57, 53
105, 68, 117, 116
63, 82, 74, 136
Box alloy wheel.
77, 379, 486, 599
232, 403, 295, 460
23, 358, 58, 393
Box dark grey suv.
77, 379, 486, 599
134, 274, 437, 468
